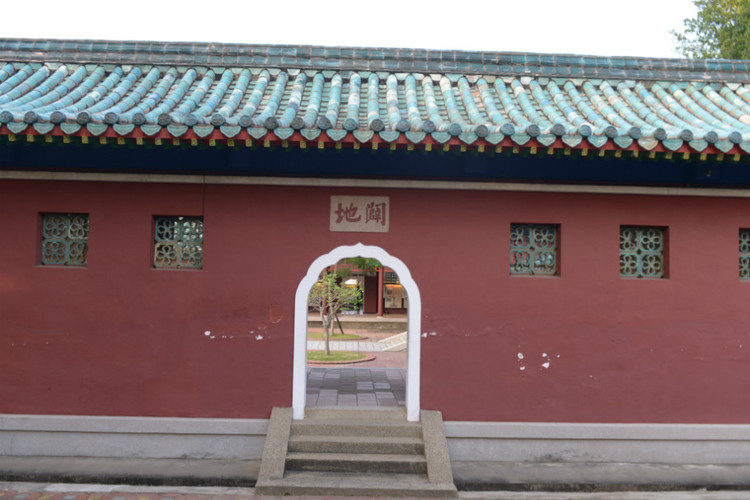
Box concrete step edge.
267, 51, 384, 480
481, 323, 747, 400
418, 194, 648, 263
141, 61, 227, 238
289, 434, 424, 445
292, 418, 420, 427
288, 437, 425, 455
292, 423, 422, 438
255, 483, 457, 498
286, 451, 428, 473
302, 408, 407, 420
256, 470, 457, 498
286, 451, 428, 463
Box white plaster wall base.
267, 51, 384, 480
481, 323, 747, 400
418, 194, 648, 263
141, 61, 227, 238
0, 415, 267, 460
444, 421, 750, 465
2, 415, 748, 467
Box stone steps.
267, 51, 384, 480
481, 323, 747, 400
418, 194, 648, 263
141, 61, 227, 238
304, 407, 408, 420
258, 470, 457, 497
288, 434, 425, 454
286, 451, 428, 473
255, 407, 457, 497
292, 419, 423, 438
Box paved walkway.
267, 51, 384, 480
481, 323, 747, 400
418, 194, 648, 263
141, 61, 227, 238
307, 339, 384, 351
306, 367, 406, 407
2, 482, 749, 500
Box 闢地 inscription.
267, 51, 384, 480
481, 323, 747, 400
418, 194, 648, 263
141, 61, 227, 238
330, 196, 389, 232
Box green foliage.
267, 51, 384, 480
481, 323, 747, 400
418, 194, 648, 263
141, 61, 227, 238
672, 0, 750, 59
308, 272, 361, 316
350, 287, 363, 310
341, 257, 381, 275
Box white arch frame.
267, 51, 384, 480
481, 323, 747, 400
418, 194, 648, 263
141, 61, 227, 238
293, 243, 421, 421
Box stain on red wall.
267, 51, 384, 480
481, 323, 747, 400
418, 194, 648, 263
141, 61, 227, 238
1, 179, 749, 423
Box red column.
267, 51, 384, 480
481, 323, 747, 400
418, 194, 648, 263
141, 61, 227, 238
377, 266, 384, 317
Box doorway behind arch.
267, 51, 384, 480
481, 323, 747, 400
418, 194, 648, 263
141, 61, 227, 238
306, 256, 408, 408
293, 244, 421, 421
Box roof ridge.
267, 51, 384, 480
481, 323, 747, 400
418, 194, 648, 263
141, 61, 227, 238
1, 38, 749, 82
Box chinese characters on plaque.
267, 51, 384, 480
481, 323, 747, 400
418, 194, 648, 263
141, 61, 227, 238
330, 196, 389, 232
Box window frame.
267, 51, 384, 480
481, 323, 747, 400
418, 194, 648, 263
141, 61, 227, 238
509, 223, 560, 277
152, 215, 205, 270
739, 228, 750, 280
39, 212, 89, 267
619, 225, 668, 279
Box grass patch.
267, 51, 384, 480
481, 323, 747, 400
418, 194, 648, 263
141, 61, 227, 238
307, 350, 368, 362
307, 333, 363, 340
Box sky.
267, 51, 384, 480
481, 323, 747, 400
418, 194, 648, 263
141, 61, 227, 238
3, 0, 699, 59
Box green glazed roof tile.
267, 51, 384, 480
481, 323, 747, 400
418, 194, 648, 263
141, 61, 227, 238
3, 38, 750, 152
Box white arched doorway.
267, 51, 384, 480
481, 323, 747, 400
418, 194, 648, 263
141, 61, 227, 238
293, 243, 421, 421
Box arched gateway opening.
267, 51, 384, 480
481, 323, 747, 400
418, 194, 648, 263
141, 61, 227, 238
293, 244, 421, 421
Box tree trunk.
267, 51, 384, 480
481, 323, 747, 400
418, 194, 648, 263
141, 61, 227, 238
321, 310, 331, 356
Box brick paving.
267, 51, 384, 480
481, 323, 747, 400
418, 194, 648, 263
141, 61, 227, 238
326, 350, 407, 368
2, 483, 750, 500
306, 367, 406, 407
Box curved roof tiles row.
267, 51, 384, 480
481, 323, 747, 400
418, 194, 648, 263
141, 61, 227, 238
2, 43, 750, 154
3, 39, 750, 82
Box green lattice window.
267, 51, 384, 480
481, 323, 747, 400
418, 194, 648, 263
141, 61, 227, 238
619, 226, 665, 278
154, 216, 204, 269
41, 213, 89, 266
740, 229, 750, 279
510, 224, 558, 276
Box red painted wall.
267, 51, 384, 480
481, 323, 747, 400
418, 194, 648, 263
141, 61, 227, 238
1, 179, 749, 423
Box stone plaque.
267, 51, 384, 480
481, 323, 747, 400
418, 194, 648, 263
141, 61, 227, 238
330, 196, 389, 232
